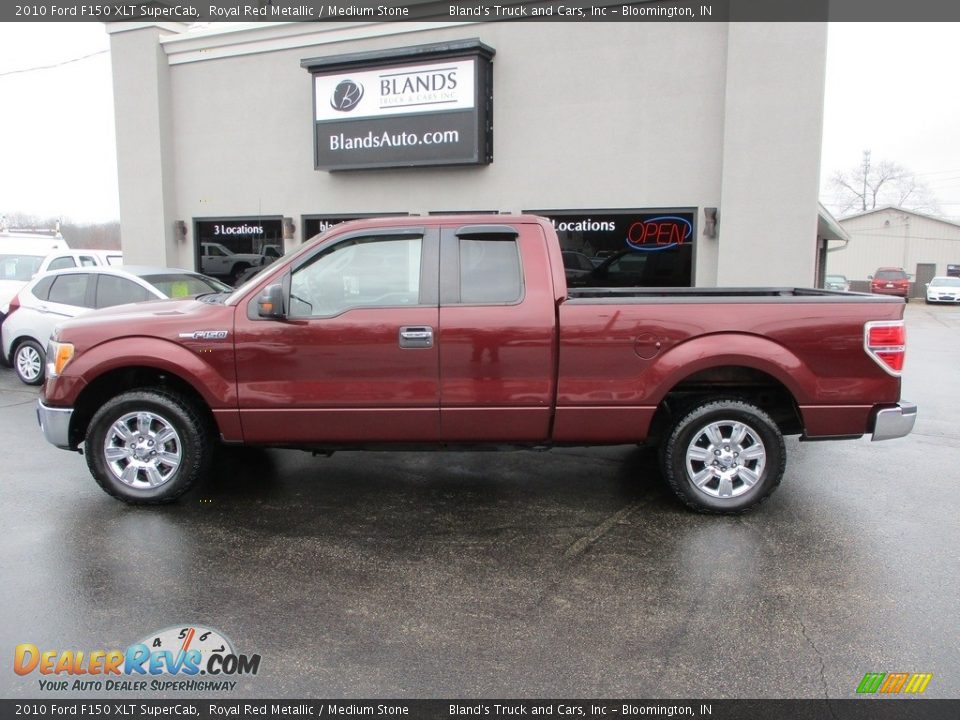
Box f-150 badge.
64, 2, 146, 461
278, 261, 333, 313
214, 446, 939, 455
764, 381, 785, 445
178, 330, 229, 341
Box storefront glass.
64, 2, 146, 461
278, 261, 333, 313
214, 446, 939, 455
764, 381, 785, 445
529, 209, 696, 288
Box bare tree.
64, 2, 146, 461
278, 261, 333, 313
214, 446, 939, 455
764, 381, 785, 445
828, 150, 940, 216
1, 211, 120, 249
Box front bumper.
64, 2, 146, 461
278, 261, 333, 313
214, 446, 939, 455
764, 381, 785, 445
872, 402, 917, 442
37, 399, 74, 450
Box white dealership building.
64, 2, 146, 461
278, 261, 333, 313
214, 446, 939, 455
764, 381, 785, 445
106, 19, 838, 287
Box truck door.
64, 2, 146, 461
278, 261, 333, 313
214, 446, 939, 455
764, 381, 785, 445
438, 224, 557, 442
234, 226, 441, 444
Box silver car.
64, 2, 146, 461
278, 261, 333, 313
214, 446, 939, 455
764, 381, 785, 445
824, 274, 850, 292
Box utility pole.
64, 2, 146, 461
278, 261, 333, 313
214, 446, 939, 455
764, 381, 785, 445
861, 150, 871, 211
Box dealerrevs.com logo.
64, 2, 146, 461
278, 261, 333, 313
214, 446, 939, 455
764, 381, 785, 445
13, 625, 260, 692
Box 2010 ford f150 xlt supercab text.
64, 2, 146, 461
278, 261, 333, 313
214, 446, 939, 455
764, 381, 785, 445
36, 216, 916, 513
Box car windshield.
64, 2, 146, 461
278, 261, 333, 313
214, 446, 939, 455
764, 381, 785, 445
876, 270, 908, 280
826, 275, 846, 282
140, 273, 232, 298
0, 254, 44, 281
931, 277, 960, 287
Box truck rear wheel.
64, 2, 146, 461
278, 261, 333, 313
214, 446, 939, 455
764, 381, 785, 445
660, 398, 785, 514
85, 389, 213, 504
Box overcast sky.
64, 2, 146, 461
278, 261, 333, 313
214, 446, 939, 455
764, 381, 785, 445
1, 22, 959, 223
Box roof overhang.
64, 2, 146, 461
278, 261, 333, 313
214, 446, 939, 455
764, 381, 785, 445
818, 202, 850, 242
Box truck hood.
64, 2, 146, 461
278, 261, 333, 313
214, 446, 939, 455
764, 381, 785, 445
53, 297, 234, 348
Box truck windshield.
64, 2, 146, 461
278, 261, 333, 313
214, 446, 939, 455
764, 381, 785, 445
0, 254, 44, 281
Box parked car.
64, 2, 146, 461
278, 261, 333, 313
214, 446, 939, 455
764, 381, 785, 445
1, 248, 122, 324
823, 274, 850, 292
2, 266, 229, 385
37, 215, 914, 514
925, 276, 960, 304
200, 242, 266, 283
869, 267, 911, 298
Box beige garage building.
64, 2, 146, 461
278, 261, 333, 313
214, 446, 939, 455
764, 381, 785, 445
828, 206, 960, 294
106, 19, 832, 288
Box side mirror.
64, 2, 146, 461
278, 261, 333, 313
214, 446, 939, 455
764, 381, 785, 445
257, 283, 285, 319
867, 275, 873, 280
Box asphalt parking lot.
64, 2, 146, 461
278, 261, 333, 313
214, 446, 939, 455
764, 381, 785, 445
1, 302, 958, 699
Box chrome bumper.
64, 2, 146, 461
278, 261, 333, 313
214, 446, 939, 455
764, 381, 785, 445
37, 399, 74, 450
872, 402, 917, 442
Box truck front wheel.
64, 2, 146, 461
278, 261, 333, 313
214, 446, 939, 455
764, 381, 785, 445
85, 389, 213, 504
660, 399, 786, 514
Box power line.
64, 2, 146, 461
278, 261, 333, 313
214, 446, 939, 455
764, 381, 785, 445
0, 49, 109, 79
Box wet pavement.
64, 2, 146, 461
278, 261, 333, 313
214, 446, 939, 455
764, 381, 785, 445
1, 302, 958, 699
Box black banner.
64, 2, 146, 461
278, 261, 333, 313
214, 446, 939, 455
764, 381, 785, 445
315, 111, 482, 170
6, 0, 960, 23
1, 699, 959, 720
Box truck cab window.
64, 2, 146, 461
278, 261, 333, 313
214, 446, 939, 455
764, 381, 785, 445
459, 238, 522, 304
47, 256, 77, 271
289, 236, 422, 318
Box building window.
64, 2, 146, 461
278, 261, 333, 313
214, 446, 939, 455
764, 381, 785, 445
529, 209, 696, 288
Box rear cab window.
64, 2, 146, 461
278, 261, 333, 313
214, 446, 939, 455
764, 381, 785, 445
459, 238, 522, 304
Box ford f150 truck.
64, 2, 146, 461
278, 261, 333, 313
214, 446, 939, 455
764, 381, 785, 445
36, 215, 916, 513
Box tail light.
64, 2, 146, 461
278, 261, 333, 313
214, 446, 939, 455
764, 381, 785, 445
4, 294, 20, 318
864, 320, 906, 375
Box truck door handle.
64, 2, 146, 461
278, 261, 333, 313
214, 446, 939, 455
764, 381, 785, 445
399, 326, 434, 349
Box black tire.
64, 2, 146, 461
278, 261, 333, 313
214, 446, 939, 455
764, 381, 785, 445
84, 389, 213, 504
660, 398, 786, 514
13, 339, 45, 385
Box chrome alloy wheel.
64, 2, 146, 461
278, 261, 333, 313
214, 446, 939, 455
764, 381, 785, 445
103, 411, 182, 489
684, 420, 766, 499
15, 344, 42, 383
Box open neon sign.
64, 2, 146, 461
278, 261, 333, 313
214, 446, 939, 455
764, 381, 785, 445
626, 216, 692, 252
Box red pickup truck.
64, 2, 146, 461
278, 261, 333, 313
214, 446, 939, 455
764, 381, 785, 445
37, 215, 916, 513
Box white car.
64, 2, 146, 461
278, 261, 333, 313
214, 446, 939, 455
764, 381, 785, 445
1, 246, 122, 319
925, 276, 960, 304
2, 266, 229, 385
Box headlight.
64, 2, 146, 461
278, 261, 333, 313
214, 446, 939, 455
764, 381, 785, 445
45, 340, 75, 379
